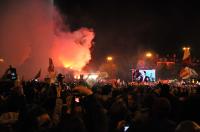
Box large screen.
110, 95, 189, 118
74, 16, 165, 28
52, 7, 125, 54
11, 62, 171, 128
139, 69, 156, 82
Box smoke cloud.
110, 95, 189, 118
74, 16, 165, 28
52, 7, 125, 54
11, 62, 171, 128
53, 28, 94, 71
0, 0, 94, 79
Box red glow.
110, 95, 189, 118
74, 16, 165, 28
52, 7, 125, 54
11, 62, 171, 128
0, 1, 95, 79
52, 28, 95, 72
157, 61, 175, 66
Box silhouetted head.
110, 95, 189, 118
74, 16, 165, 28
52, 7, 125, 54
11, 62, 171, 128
152, 97, 171, 119
160, 84, 170, 96
175, 120, 200, 132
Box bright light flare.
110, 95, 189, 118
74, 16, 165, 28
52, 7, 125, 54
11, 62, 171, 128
107, 56, 113, 61
146, 52, 152, 58
63, 63, 70, 68
183, 47, 190, 51
74, 75, 80, 79
63, 63, 73, 69
88, 74, 98, 80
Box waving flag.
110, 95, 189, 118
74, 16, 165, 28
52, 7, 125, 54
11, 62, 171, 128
180, 47, 198, 79
182, 48, 191, 65
34, 69, 41, 79
48, 58, 56, 84
48, 58, 54, 73
180, 67, 198, 79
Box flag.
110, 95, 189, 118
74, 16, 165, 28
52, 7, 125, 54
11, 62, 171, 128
180, 67, 198, 79
34, 69, 41, 79
48, 58, 56, 84
182, 48, 191, 65
180, 47, 198, 79
48, 58, 54, 73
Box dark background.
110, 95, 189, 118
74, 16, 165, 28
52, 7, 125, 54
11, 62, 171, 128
55, 0, 200, 79
0, 0, 200, 77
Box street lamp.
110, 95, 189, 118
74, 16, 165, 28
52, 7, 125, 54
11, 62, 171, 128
106, 56, 113, 62
145, 52, 155, 69
145, 52, 152, 58
182, 47, 190, 51
183, 47, 190, 51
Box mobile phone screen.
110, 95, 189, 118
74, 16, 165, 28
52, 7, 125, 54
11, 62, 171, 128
75, 97, 80, 103
124, 125, 129, 132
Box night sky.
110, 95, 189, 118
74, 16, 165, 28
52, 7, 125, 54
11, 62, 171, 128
1, 0, 199, 79
55, 0, 200, 79
55, 0, 200, 55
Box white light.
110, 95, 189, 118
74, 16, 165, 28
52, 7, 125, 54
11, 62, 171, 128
146, 52, 152, 58
74, 75, 80, 79
183, 47, 190, 51
0, 59, 4, 62
88, 74, 98, 80
84, 75, 88, 79
107, 56, 113, 61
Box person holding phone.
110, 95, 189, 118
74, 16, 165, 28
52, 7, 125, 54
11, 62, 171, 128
4, 65, 18, 81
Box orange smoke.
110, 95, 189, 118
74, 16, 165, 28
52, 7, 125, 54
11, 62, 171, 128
0, 1, 94, 79
52, 26, 94, 72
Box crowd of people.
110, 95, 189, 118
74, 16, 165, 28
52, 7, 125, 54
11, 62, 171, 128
0, 70, 200, 132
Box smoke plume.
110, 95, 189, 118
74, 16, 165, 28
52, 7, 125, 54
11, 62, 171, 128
0, 0, 94, 79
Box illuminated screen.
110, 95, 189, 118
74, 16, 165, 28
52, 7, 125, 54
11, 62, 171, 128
139, 69, 156, 82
